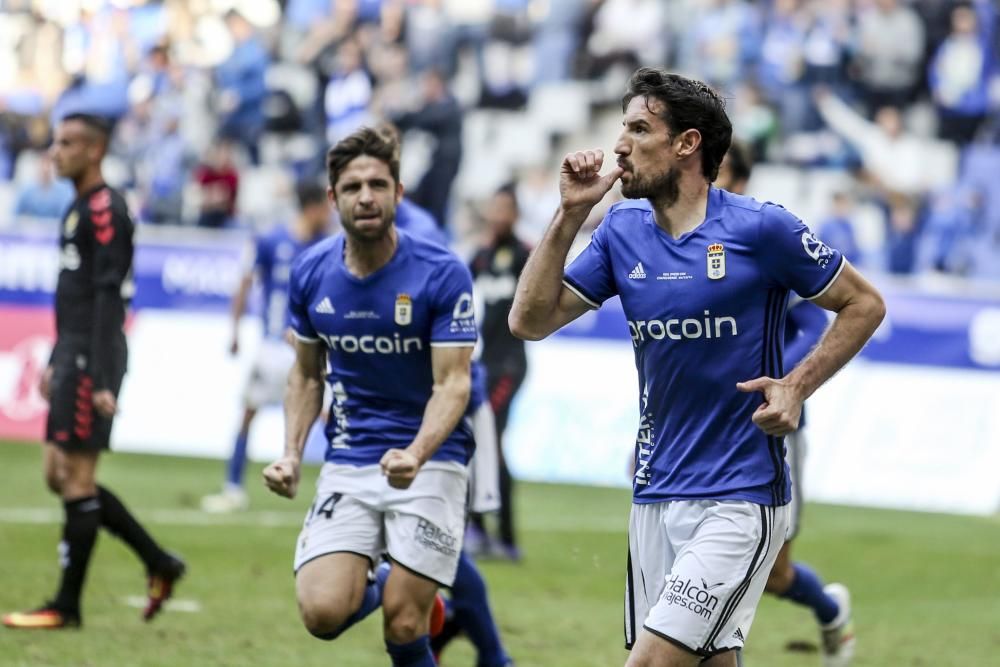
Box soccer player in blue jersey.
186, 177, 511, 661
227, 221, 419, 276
509, 68, 885, 667
201, 182, 331, 513
718, 143, 855, 666
262, 127, 479, 667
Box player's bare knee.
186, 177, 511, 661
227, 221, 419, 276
382, 599, 427, 644
43, 465, 63, 495
765, 562, 794, 594
298, 597, 352, 640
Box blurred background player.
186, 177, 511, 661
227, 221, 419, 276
375, 123, 449, 248
466, 184, 532, 560
201, 181, 332, 513
432, 358, 514, 667
716, 141, 855, 667
263, 127, 478, 667
3, 113, 184, 630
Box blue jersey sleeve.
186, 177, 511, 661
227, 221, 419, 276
562, 218, 618, 308
758, 204, 845, 300
287, 254, 318, 342
429, 258, 478, 346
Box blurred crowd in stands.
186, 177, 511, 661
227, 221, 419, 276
1, 0, 998, 279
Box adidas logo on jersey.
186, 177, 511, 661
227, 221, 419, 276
628, 262, 647, 280
315, 297, 335, 314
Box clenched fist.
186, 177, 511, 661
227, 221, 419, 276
380, 448, 421, 490
263, 455, 302, 499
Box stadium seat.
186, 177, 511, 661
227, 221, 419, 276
527, 82, 591, 136
265, 63, 318, 110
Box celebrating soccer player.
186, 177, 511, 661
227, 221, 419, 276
3, 114, 185, 630
508, 68, 885, 667
263, 127, 479, 666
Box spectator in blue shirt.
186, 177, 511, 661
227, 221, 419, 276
13, 152, 75, 221
216, 10, 269, 164
928, 2, 995, 145
818, 191, 862, 266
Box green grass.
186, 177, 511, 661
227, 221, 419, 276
0, 441, 997, 666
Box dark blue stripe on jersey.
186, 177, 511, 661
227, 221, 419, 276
767, 290, 788, 505
702, 505, 772, 652
761, 290, 782, 507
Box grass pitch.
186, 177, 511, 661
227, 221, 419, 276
0, 441, 996, 666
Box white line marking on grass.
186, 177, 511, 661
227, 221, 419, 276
123, 596, 202, 613
0, 507, 626, 533
0, 507, 303, 527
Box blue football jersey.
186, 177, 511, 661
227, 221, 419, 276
255, 225, 324, 339
563, 187, 844, 506
288, 229, 478, 465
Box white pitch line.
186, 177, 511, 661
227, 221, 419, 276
123, 596, 202, 613
0, 507, 303, 527
0, 506, 626, 533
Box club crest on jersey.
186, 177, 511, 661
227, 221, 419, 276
395, 294, 413, 325
707, 243, 726, 280
64, 210, 79, 237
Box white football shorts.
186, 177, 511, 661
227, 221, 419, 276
468, 401, 501, 514
625, 499, 788, 658
293, 462, 468, 586
785, 431, 806, 540
243, 339, 295, 409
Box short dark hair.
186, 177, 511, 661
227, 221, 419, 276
724, 140, 753, 185
622, 68, 732, 181
61, 113, 113, 144
495, 182, 519, 212
296, 181, 328, 209
326, 127, 400, 189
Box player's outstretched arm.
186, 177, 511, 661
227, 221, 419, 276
509, 150, 622, 341
264, 338, 325, 499
380, 345, 473, 489
228, 270, 254, 356
737, 262, 885, 436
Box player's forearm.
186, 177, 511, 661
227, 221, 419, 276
90, 287, 125, 391
784, 292, 885, 401
407, 372, 471, 465
282, 370, 323, 460
509, 206, 588, 339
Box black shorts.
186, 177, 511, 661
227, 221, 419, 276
46, 340, 126, 452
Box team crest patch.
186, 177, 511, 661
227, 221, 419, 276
707, 243, 726, 280
493, 247, 513, 272
395, 294, 412, 325
64, 210, 79, 237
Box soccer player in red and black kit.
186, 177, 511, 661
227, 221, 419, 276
3, 114, 185, 630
